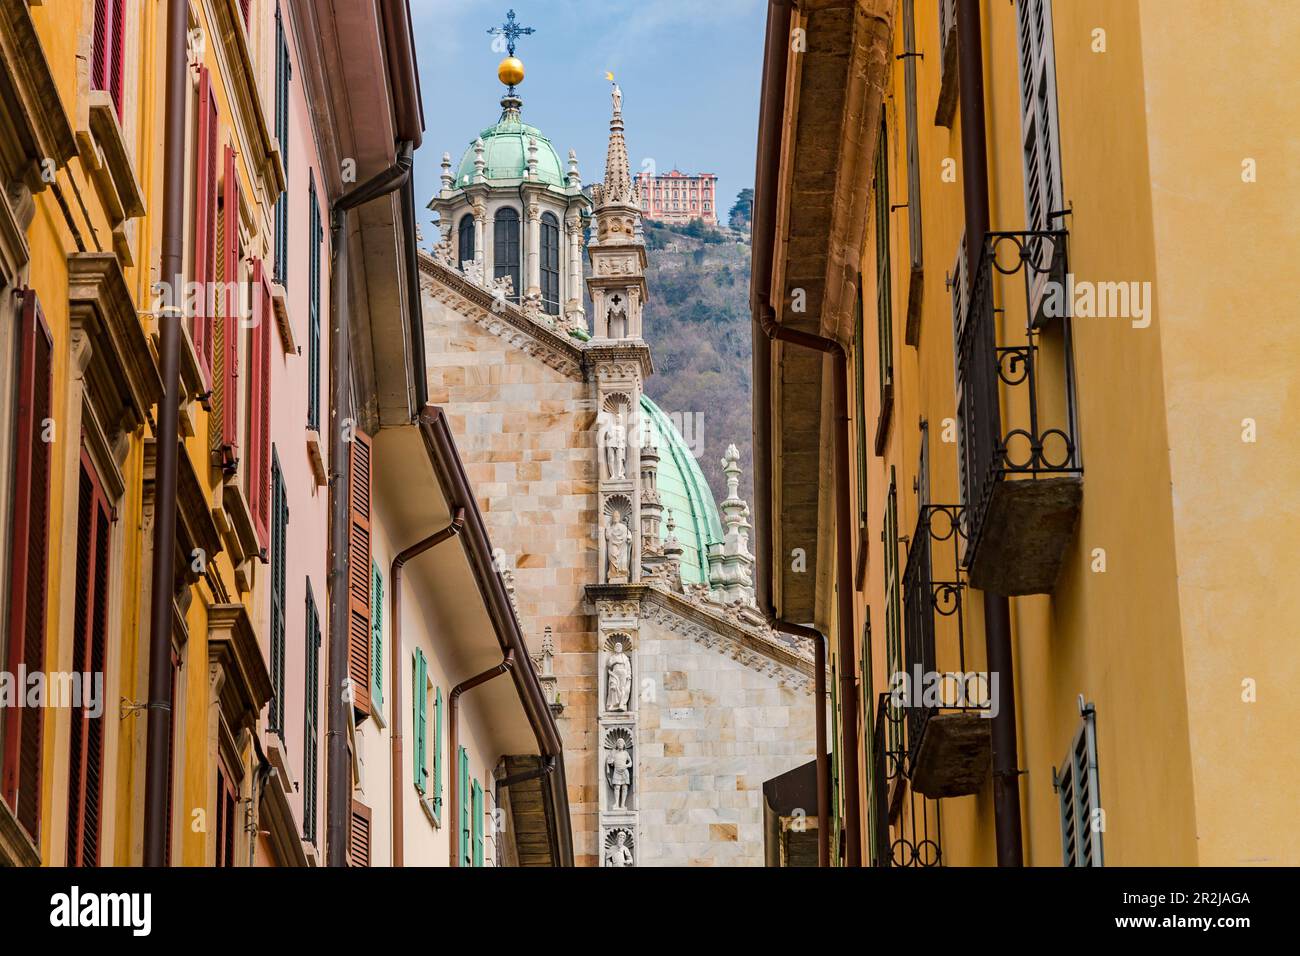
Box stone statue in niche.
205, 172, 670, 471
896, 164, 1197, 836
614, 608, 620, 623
605, 513, 631, 582
605, 830, 633, 867
606, 640, 632, 712
605, 737, 633, 809
602, 408, 627, 480
607, 293, 627, 338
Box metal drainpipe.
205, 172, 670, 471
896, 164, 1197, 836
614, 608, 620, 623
325, 144, 414, 868
447, 650, 515, 867
769, 620, 829, 867
956, 0, 1024, 866
390, 509, 465, 867
756, 302, 862, 867
143, 0, 191, 867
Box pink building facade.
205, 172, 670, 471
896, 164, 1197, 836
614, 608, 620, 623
635, 169, 718, 225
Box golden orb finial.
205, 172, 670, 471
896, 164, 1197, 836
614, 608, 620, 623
498, 56, 525, 88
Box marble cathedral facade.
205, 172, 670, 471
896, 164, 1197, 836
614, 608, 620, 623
421, 74, 815, 866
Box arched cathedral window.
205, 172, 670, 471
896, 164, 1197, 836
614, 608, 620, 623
457, 214, 475, 267
540, 212, 560, 315
493, 207, 520, 301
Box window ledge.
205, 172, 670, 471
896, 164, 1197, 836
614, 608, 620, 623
0, 795, 40, 867
419, 793, 443, 830
271, 281, 295, 354
306, 429, 327, 487
82, 92, 145, 224
221, 478, 262, 567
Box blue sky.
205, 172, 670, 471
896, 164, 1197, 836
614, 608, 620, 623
410, 0, 766, 238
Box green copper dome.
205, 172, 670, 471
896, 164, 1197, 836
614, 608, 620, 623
640, 395, 723, 585
456, 110, 566, 188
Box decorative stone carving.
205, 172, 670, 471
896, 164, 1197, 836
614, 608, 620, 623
603, 827, 635, 868
605, 513, 631, 583
604, 727, 633, 809
606, 293, 628, 339
491, 273, 514, 298
599, 404, 628, 480
605, 638, 633, 713
534, 625, 562, 716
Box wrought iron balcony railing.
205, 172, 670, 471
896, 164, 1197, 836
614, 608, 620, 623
872, 692, 941, 867
954, 229, 1083, 595
900, 505, 990, 798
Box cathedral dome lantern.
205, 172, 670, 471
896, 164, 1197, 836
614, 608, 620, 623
428, 12, 590, 331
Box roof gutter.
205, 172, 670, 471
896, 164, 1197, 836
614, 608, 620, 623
380, 0, 424, 150
750, 0, 859, 866
417, 404, 574, 867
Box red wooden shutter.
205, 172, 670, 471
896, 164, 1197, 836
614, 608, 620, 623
215, 762, 238, 866
248, 258, 272, 552
92, 0, 109, 93
348, 430, 373, 719
218, 144, 240, 470
240, 0, 252, 28
347, 800, 372, 867
65, 449, 111, 866
1, 290, 53, 842
108, 0, 124, 116
193, 66, 218, 388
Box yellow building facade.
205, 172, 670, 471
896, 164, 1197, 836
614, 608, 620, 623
753, 0, 1299, 867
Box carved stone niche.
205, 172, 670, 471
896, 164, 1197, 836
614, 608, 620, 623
598, 631, 636, 716
599, 494, 635, 585
601, 825, 637, 868
597, 391, 634, 486
601, 724, 636, 813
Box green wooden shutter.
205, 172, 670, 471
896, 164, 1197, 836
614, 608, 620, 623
472, 779, 484, 867
371, 562, 384, 708
1055, 703, 1103, 867
432, 687, 444, 820
412, 649, 427, 792
269, 449, 288, 735
458, 746, 470, 866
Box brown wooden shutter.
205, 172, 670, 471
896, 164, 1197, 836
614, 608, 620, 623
1, 290, 54, 842
347, 800, 372, 867
347, 430, 373, 719
66, 449, 111, 866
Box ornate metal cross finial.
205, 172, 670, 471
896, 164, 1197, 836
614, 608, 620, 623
488, 9, 535, 57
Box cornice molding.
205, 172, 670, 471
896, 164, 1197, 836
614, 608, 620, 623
585, 583, 815, 690
0, 0, 77, 191
67, 252, 163, 434
208, 603, 274, 732
420, 251, 585, 379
